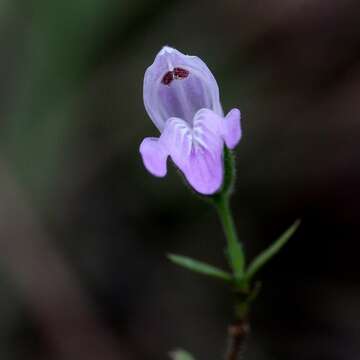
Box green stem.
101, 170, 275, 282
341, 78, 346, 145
214, 193, 245, 282
213, 150, 251, 359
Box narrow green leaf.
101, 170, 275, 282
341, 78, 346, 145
169, 349, 195, 360
167, 254, 232, 282
246, 219, 301, 281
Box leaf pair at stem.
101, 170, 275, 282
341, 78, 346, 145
168, 219, 301, 291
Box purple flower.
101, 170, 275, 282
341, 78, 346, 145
140, 46, 242, 195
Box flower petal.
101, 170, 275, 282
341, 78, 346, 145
157, 72, 212, 125
143, 46, 223, 131
183, 147, 224, 194
139, 137, 168, 177
160, 117, 192, 168
160, 111, 224, 195
221, 108, 242, 149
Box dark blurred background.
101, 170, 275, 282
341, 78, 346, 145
0, 0, 359, 359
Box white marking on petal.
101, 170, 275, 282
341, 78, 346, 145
165, 57, 174, 71
193, 136, 209, 151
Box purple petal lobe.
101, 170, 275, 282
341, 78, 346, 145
160, 110, 224, 195
221, 108, 242, 149
184, 147, 223, 195
160, 118, 192, 168
140, 137, 168, 177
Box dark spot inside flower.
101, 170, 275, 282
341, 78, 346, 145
162, 68, 189, 86
162, 71, 173, 85
174, 67, 189, 80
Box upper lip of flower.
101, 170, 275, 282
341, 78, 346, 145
143, 46, 223, 131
